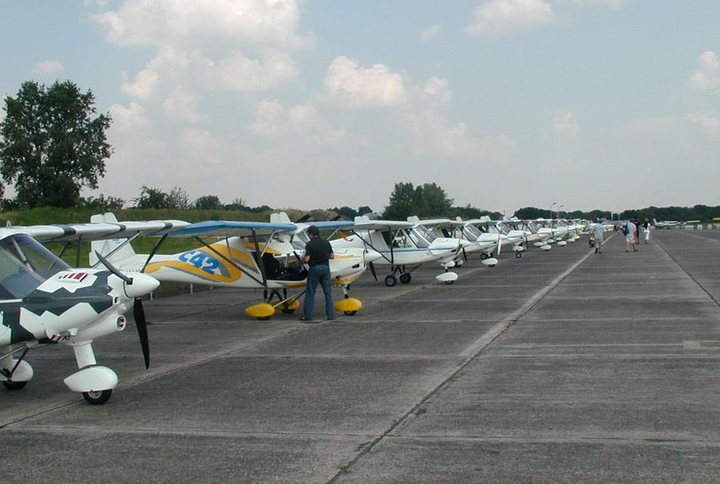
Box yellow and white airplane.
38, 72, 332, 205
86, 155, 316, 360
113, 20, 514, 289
89, 213, 374, 320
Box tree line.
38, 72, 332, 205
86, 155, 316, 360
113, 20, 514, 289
0, 80, 715, 222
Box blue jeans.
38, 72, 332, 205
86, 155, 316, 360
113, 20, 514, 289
303, 264, 335, 319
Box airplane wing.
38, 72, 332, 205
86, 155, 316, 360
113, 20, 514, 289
4, 220, 190, 243
167, 220, 297, 238
351, 219, 415, 231
303, 220, 355, 230
415, 218, 454, 228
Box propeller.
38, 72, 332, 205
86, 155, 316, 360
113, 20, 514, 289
368, 261, 378, 281
95, 250, 132, 284
94, 251, 152, 370
133, 298, 150, 369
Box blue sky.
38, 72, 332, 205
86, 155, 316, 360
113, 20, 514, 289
1, 0, 718, 216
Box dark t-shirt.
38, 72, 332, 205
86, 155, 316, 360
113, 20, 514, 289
304, 237, 333, 266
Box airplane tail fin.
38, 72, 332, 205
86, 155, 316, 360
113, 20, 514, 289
270, 212, 293, 225
89, 213, 142, 268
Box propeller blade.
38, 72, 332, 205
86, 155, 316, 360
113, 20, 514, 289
369, 261, 378, 281
95, 251, 132, 284
134, 298, 150, 369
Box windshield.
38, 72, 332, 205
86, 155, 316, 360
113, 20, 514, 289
407, 227, 434, 248
462, 225, 482, 239
0, 234, 70, 299
492, 223, 510, 235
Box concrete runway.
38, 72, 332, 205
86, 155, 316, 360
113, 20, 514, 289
2, 229, 719, 483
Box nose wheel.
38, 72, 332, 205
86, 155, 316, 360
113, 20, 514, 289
2, 380, 28, 390
83, 389, 113, 405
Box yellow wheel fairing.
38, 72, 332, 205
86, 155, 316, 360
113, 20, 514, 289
334, 298, 363, 313
145, 243, 258, 284
245, 303, 276, 319
282, 299, 301, 310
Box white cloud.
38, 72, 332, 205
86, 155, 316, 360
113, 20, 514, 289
109, 101, 153, 133
420, 25, 442, 41
688, 112, 720, 138
121, 67, 160, 99
552, 109, 581, 138
249, 99, 322, 135
200, 48, 299, 92
323, 56, 408, 108
32, 60, 65, 75
179, 128, 239, 166
420, 77, 453, 106
248, 99, 355, 147
466, 0, 555, 37
93, 0, 312, 50
402, 109, 515, 160
688, 51, 720, 91
95, 0, 312, 130
162, 89, 204, 124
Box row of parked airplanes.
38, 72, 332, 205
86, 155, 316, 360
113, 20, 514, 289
0, 212, 599, 404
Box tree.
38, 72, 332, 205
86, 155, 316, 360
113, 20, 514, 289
224, 198, 247, 210
0, 80, 112, 208
383, 182, 454, 219
133, 186, 172, 209
169, 186, 191, 210
194, 195, 222, 210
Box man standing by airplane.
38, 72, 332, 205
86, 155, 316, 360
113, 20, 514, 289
300, 225, 336, 322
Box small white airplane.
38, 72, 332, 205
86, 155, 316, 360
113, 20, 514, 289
413, 217, 501, 266
501, 219, 553, 253
653, 218, 700, 229
89, 213, 373, 320
332, 215, 470, 286
0, 223, 165, 404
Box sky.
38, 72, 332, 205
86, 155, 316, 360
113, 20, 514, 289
0, 0, 719, 216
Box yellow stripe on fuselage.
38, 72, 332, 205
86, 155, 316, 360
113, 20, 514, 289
145, 243, 257, 284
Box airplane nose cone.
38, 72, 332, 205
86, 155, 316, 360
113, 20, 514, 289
123, 272, 160, 299
364, 249, 383, 263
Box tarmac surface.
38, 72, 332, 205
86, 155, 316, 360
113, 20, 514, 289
1, 229, 719, 483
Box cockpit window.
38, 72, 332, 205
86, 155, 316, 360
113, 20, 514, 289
408, 228, 431, 248
0, 234, 70, 299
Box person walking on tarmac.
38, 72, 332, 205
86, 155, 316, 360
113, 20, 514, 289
299, 225, 336, 322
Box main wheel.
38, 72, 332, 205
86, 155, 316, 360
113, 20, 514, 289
399, 273, 412, 284
2, 380, 28, 390
384, 274, 398, 287
515, 252, 523, 258
281, 308, 296, 314
344, 310, 357, 315
83, 389, 112, 405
